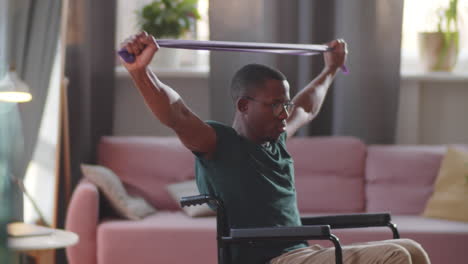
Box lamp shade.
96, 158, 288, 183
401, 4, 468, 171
0, 70, 32, 103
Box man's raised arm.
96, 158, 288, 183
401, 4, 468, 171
286, 39, 347, 137
120, 32, 216, 155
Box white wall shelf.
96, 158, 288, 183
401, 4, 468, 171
401, 71, 468, 82
397, 70, 468, 145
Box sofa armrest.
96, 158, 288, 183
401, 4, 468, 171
65, 179, 100, 264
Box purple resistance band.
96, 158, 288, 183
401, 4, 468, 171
118, 39, 348, 73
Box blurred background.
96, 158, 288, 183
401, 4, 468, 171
1, 0, 467, 263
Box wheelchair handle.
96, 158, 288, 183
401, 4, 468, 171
180, 195, 213, 207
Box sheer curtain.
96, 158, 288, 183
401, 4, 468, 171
3, 0, 62, 221
1, 0, 16, 261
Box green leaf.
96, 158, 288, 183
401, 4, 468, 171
436, 0, 458, 32
137, 0, 200, 38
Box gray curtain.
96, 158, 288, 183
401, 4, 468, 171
62, 0, 116, 207
209, 0, 278, 124
2, 0, 62, 221
57, 0, 116, 262
60, 0, 116, 219
209, 0, 404, 144
276, 1, 337, 136
332, 0, 404, 144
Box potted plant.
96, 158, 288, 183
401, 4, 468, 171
418, 0, 459, 72
137, 0, 201, 68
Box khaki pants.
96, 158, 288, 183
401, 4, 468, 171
270, 239, 430, 264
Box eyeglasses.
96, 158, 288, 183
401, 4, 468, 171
243, 96, 294, 116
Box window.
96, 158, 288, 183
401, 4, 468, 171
401, 0, 468, 73
115, 0, 209, 69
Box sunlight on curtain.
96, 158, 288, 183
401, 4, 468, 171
0, 113, 12, 264
0, 165, 12, 264
22, 43, 61, 226
0, 99, 21, 263
1, 0, 15, 260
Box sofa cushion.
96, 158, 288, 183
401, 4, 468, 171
97, 212, 217, 264
98, 137, 195, 210
305, 215, 468, 264
365, 146, 446, 214
366, 144, 468, 214
390, 216, 468, 264
423, 147, 468, 222
287, 136, 366, 213
81, 164, 156, 220
97, 212, 468, 264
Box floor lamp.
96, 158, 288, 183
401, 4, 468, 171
0, 66, 32, 103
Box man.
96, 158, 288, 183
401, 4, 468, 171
120, 32, 430, 264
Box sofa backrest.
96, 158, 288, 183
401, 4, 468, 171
365, 145, 458, 215
98, 136, 367, 213
98, 136, 467, 215
98, 136, 195, 210
287, 136, 366, 213
287, 136, 367, 214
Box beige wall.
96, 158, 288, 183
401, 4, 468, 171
397, 74, 468, 144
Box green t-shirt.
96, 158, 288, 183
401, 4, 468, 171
195, 121, 307, 264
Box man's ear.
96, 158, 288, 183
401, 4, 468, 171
237, 97, 249, 113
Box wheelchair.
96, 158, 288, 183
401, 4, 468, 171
181, 195, 400, 264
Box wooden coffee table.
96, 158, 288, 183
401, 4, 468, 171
8, 222, 79, 264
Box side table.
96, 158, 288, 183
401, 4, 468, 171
8, 222, 79, 264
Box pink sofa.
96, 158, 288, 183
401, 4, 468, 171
66, 136, 468, 264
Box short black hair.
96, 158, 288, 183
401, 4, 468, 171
230, 64, 286, 102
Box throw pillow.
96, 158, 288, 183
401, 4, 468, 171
81, 164, 156, 220
422, 147, 468, 222
166, 180, 216, 217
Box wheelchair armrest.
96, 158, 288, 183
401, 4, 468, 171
301, 212, 400, 239
301, 212, 391, 229
227, 225, 331, 241
225, 226, 344, 264
180, 195, 213, 207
